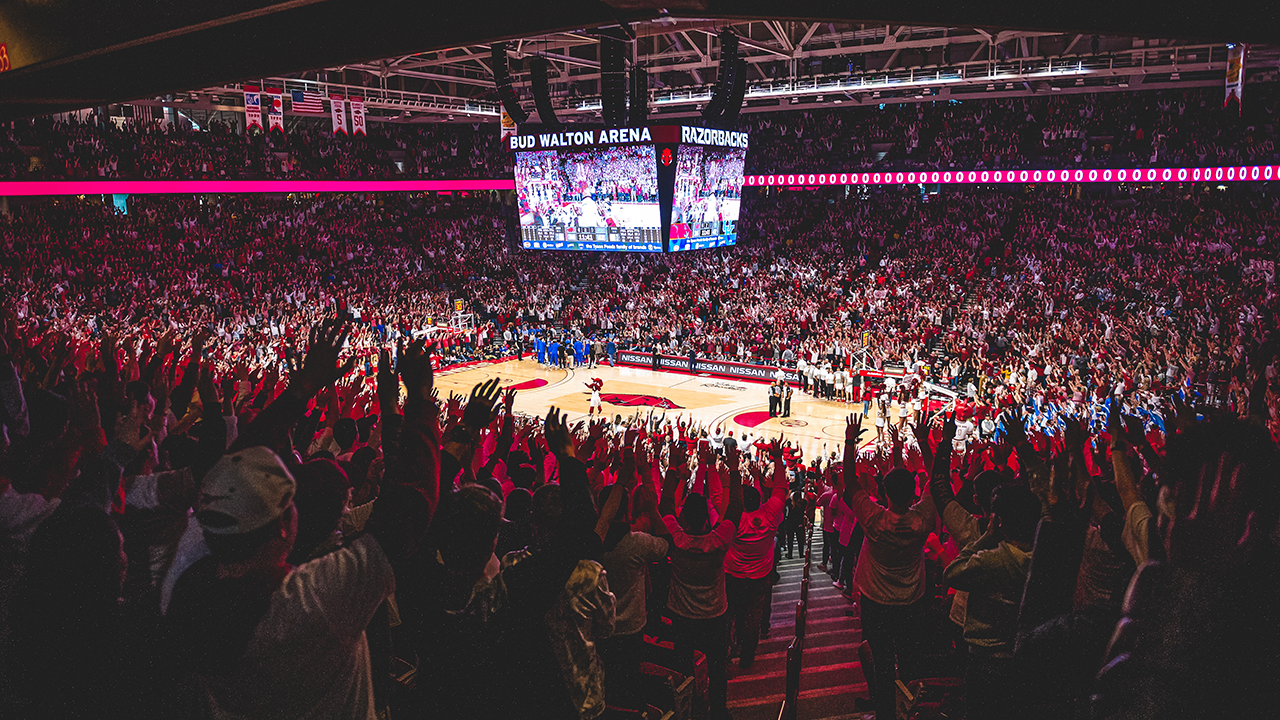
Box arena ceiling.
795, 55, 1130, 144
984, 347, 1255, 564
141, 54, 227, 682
0, 1, 1276, 123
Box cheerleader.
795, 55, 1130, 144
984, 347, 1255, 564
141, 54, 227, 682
875, 392, 890, 443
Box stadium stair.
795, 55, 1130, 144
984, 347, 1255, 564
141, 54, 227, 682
727, 533, 870, 720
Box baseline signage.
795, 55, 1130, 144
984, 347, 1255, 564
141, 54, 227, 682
615, 350, 799, 383
615, 350, 926, 386
744, 165, 1280, 187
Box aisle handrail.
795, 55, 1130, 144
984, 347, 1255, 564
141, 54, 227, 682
777, 518, 816, 720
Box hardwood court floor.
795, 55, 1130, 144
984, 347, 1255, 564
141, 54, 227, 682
438, 359, 891, 462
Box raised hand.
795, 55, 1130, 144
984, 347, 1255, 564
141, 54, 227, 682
292, 319, 355, 394
398, 338, 437, 404
940, 411, 958, 442
992, 441, 1014, 469
723, 442, 741, 471
697, 438, 715, 466
1063, 417, 1087, 454
1106, 397, 1126, 449
1122, 414, 1149, 450
846, 413, 867, 444
190, 328, 212, 358
670, 437, 688, 468
155, 331, 176, 362
462, 378, 503, 431
196, 362, 219, 415
544, 406, 576, 459
768, 434, 785, 461
376, 346, 400, 412
911, 416, 932, 449
1002, 410, 1026, 446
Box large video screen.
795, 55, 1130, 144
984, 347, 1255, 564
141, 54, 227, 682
668, 145, 746, 251
515, 145, 663, 252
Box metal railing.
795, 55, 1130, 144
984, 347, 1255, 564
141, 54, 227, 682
605, 43, 1231, 112
777, 517, 816, 720
202, 78, 502, 118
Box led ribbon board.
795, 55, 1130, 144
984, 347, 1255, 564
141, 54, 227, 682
745, 166, 1279, 187
0, 179, 515, 196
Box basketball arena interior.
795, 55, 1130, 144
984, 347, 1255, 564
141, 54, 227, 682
0, 3, 1278, 720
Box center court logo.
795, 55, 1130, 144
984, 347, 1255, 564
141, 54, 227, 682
600, 393, 684, 409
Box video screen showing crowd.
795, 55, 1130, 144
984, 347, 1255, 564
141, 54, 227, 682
515, 145, 663, 252
669, 145, 747, 251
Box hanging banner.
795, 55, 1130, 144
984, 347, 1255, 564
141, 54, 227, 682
1225, 44, 1246, 115
330, 95, 348, 134
350, 97, 367, 136
243, 85, 262, 130
500, 107, 518, 141
266, 88, 284, 132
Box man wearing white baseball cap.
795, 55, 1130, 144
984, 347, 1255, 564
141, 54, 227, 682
164, 444, 399, 720
164, 321, 426, 720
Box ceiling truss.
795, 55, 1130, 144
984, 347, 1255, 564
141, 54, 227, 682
176, 19, 1275, 123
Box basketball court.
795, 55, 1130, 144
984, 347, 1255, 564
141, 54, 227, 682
435, 358, 894, 462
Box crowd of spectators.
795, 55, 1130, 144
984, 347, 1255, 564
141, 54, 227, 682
743, 84, 1280, 174
2, 181, 1277, 441
0, 118, 512, 181
2, 85, 1277, 184
0, 161, 1278, 719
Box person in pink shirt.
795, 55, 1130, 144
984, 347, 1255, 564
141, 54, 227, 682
817, 478, 837, 573
843, 414, 937, 720
659, 441, 744, 720
723, 438, 787, 669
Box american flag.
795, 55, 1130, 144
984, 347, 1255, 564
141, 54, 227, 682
290, 90, 325, 114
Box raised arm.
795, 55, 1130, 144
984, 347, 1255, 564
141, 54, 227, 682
544, 407, 600, 555
721, 443, 745, 527
929, 411, 958, 510
659, 437, 686, 517
911, 414, 935, 476
888, 424, 905, 469
594, 443, 635, 541
842, 414, 869, 506
231, 319, 355, 457
386, 338, 442, 516
768, 436, 787, 500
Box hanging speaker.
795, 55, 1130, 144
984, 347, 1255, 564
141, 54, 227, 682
629, 64, 649, 125
600, 37, 627, 127
701, 30, 739, 126
530, 56, 561, 128
715, 57, 748, 129
490, 43, 528, 125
